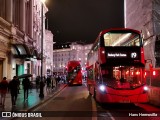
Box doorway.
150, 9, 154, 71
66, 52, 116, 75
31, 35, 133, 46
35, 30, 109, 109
16, 64, 24, 76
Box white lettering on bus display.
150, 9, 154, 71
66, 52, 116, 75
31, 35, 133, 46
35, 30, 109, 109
131, 52, 137, 58
107, 53, 127, 58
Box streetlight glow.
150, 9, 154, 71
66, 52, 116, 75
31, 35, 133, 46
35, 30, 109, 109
41, 0, 46, 4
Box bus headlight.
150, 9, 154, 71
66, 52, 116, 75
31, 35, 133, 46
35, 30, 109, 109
143, 86, 148, 91
99, 84, 106, 92
143, 86, 149, 93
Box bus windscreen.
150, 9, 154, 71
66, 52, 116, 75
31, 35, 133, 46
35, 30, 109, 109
103, 32, 141, 46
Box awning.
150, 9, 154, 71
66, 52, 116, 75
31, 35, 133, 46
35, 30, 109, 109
11, 44, 32, 58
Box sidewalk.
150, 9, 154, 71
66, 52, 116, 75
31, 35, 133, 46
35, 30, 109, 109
0, 83, 67, 113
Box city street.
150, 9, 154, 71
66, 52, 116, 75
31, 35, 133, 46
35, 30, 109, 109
6, 84, 160, 120
0, 83, 67, 119
14, 84, 93, 120
0, 0, 160, 120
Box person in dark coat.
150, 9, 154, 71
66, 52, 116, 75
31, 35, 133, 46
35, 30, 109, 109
0, 77, 9, 107
16, 78, 20, 94
46, 76, 51, 92
8, 76, 19, 106
22, 77, 30, 100
36, 76, 40, 91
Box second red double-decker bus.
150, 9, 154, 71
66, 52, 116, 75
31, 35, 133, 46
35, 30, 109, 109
86, 28, 149, 103
66, 60, 82, 86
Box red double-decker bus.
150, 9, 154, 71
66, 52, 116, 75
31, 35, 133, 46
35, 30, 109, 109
86, 28, 149, 103
66, 61, 82, 86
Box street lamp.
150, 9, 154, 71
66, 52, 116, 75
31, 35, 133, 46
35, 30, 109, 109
39, 0, 46, 98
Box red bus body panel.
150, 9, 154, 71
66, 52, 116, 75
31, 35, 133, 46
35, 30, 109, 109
95, 86, 148, 103
87, 28, 148, 103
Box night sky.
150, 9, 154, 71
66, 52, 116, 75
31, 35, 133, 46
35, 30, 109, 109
45, 0, 124, 45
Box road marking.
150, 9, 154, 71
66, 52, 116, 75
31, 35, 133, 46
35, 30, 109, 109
33, 86, 67, 111
91, 97, 97, 120
106, 110, 115, 120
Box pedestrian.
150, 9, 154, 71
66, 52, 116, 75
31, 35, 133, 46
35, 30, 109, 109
36, 76, 40, 91
8, 76, 19, 106
51, 76, 56, 90
16, 78, 20, 94
46, 76, 51, 93
22, 77, 30, 100
0, 77, 9, 107
56, 76, 61, 84
39, 80, 45, 98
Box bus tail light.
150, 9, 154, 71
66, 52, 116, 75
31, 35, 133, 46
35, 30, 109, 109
126, 71, 129, 75
145, 72, 147, 76
153, 71, 156, 76
131, 72, 134, 75
136, 71, 140, 75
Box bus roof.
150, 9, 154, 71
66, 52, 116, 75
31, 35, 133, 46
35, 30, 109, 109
99, 28, 141, 36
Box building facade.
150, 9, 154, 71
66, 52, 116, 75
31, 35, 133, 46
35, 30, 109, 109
45, 30, 53, 76
125, 0, 160, 69
53, 42, 92, 75
125, 0, 160, 106
0, 0, 48, 81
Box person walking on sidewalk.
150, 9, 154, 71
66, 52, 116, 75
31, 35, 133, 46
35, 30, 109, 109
16, 78, 20, 94
46, 76, 51, 93
22, 77, 30, 100
36, 76, 40, 91
0, 77, 9, 107
8, 76, 19, 106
